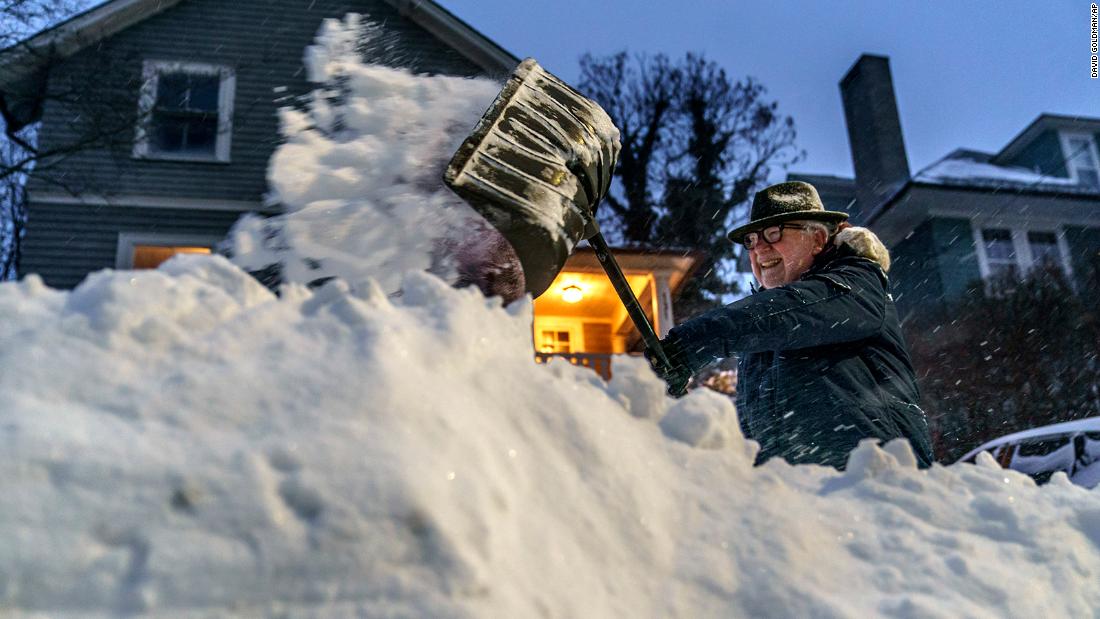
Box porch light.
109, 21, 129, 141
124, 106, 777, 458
561, 284, 584, 303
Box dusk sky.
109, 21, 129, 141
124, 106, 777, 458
441, 0, 1097, 183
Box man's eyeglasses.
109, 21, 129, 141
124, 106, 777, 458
741, 224, 808, 250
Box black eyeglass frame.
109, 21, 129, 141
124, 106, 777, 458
740, 224, 809, 250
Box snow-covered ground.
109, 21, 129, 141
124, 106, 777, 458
2, 15, 1100, 618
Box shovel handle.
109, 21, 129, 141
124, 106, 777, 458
587, 232, 672, 370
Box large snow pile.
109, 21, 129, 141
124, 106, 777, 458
3, 15, 1100, 618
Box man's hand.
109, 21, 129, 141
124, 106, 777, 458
644, 338, 693, 397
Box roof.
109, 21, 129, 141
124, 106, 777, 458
865, 139, 1100, 227
0, 0, 519, 92
563, 245, 705, 299
994, 114, 1100, 164
912, 149, 1086, 194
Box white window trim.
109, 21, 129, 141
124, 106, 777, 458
533, 318, 585, 354
1058, 131, 1100, 185
970, 220, 1075, 284
133, 60, 236, 163
116, 232, 222, 269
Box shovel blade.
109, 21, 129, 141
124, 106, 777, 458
444, 58, 620, 298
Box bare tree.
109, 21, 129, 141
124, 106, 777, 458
0, 0, 93, 279
0, 1, 173, 279
578, 51, 802, 318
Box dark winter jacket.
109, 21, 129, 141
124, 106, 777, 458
665, 244, 934, 469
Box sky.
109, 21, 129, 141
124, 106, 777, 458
439, 0, 1097, 183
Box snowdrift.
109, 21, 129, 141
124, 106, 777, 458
3, 256, 1100, 617
2, 14, 1098, 618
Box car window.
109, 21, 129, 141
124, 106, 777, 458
1083, 433, 1100, 463
1015, 437, 1070, 457
1010, 436, 1075, 484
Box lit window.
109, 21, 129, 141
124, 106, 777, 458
134, 61, 235, 161
539, 330, 572, 354
116, 233, 220, 269
131, 245, 211, 269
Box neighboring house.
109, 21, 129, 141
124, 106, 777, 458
534, 247, 701, 378
0, 0, 702, 377
0, 0, 517, 288
789, 54, 1100, 322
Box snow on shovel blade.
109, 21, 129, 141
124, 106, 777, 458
444, 58, 621, 299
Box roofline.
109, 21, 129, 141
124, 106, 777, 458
0, 0, 520, 90
383, 0, 519, 77
865, 176, 1100, 227
0, 0, 181, 90
569, 245, 707, 297
994, 113, 1100, 163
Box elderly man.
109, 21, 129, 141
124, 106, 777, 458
651, 181, 933, 469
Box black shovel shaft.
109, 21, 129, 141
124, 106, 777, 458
588, 232, 671, 369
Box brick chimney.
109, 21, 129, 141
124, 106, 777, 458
840, 54, 910, 221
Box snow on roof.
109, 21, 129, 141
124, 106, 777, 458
912, 152, 1098, 195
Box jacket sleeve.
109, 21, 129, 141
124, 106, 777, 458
667, 256, 889, 370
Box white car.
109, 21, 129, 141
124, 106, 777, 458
957, 417, 1100, 488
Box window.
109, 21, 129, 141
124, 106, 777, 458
1026, 231, 1060, 269
980, 228, 1017, 281
1059, 132, 1100, 188
973, 225, 1072, 284
131, 245, 211, 269
116, 233, 220, 269
134, 61, 235, 162
539, 329, 572, 354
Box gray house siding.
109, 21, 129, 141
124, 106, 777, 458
889, 217, 981, 321
888, 220, 941, 322
24, 0, 492, 287
21, 202, 244, 288
928, 217, 982, 302
1001, 129, 1069, 178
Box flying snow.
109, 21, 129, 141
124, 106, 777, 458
1, 14, 1099, 618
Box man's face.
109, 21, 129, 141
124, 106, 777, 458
748, 221, 828, 289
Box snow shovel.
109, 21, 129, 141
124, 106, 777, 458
444, 58, 677, 378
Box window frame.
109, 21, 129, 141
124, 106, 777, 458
532, 318, 585, 355
971, 221, 1075, 286
1058, 131, 1100, 187
116, 232, 222, 269
133, 60, 236, 163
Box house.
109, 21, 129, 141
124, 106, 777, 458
0, 0, 701, 377
0, 0, 517, 289
533, 246, 701, 378
789, 54, 1100, 322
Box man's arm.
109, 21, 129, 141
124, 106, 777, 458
666, 256, 889, 371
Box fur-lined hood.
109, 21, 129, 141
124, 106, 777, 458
834, 226, 891, 273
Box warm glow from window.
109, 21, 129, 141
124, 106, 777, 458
132, 245, 211, 269
561, 284, 584, 303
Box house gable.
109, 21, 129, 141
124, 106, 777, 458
12, 0, 517, 288
999, 129, 1069, 179
0, 0, 516, 119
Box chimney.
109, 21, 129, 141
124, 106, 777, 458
839, 54, 910, 221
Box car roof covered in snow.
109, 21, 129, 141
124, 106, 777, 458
958, 416, 1100, 463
